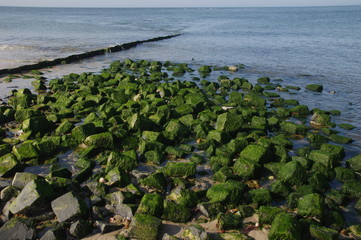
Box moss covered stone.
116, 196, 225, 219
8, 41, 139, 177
84, 132, 114, 150
297, 193, 324, 219
162, 200, 191, 223
128, 214, 162, 240
216, 112, 243, 133
106, 151, 137, 172
163, 162, 196, 178
249, 188, 271, 207
206, 181, 246, 204
258, 206, 285, 226
268, 213, 301, 240
233, 158, 261, 180
239, 144, 268, 163
341, 180, 361, 198
278, 160, 306, 186
309, 150, 340, 169
12, 141, 40, 161
0, 153, 21, 177
309, 224, 338, 240
306, 84, 323, 92
347, 154, 361, 172
71, 123, 96, 143
51, 191, 88, 222
136, 193, 163, 217
217, 213, 242, 230
139, 172, 166, 191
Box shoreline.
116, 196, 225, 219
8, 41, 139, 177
0, 58, 360, 239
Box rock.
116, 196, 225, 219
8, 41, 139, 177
228, 66, 239, 72
206, 181, 246, 204
136, 193, 163, 217
162, 200, 191, 223
127, 214, 162, 240
341, 180, 361, 198
258, 206, 285, 226
217, 213, 242, 230
257, 77, 270, 84
51, 191, 88, 222
206, 130, 231, 144
139, 172, 166, 191
198, 65, 212, 73
306, 84, 323, 92
197, 202, 225, 218
239, 144, 268, 163
114, 203, 137, 219
0, 185, 19, 202
106, 151, 137, 172
55, 120, 74, 135
280, 121, 307, 135
310, 112, 330, 126
278, 160, 306, 186
106, 191, 135, 206
9, 179, 54, 214
268, 213, 301, 240
69, 220, 93, 238
183, 225, 208, 240
309, 150, 340, 169
71, 123, 96, 143
105, 167, 130, 187
12, 141, 40, 161
0, 153, 21, 177
309, 224, 338, 240
84, 132, 114, 150
12, 172, 39, 189
329, 134, 352, 144
349, 224, 361, 239
40, 228, 67, 240
233, 158, 261, 180
163, 120, 189, 141
249, 188, 272, 207
297, 193, 324, 219
144, 150, 163, 165
216, 112, 243, 133
95, 221, 123, 234
0, 217, 36, 240
21, 116, 53, 135
163, 162, 196, 178
347, 154, 361, 172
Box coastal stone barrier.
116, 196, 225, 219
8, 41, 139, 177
0, 34, 180, 76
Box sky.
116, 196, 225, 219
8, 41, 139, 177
0, 0, 360, 8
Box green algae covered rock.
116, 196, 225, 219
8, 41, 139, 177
11, 172, 39, 189
51, 191, 88, 222
183, 225, 208, 240
349, 224, 361, 239
163, 162, 196, 178
268, 213, 301, 240
216, 112, 243, 133
106, 151, 137, 172
270, 180, 292, 199
278, 160, 306, 186
249, 188, 271, 207
233, 158, 261, 180
297, 193, 324, 219
347, 154, 361, 172
84, 132, 114, 150
309, 224, 338, 240
168, 187, 198, 208
306, 84, 323, 92
22, 116, 53, 135
0, 153, 21, 177
217, 213, 242, 230
0, 217, 36, 240
258, 206, 285, 226
162, 200, 191, 223
198, 65, 212, 73
9, 179, 54, 214
71, 123, 96, 143
55, 120, 75, 135
139, 172, 166, 191
197, 201, 226, 218
329, 134, 352, 144
207, 130, 231, 144
105, 167, 130, 187
127, 214, 162, 240
309, 150, 340, 169
206, 181, 246, 204
341, 180, 361, 198
12, 141, 40, 161
136, 193, 163, 217
334, 167, 356, 182
239, 144, 268, 163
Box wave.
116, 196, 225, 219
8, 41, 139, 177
0, 45, 34, 51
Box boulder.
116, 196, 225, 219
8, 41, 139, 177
40, 228, 67, 240
69, 220, 93, 238
12, 141, 40, 161
297, 193, 324, 219
51, 191, 87, 222
216, 112, 243, 133
249, 188, 272, 207
258, 206, 285, 226
55, 120, 75, 135
127, 214, 162, 240
162, 200, 191, 223
106, 151, 137, 172
0, 185, 20, 202
341, 180, 361, 198
206, 181, 246, 204
217, 213, 242, 230
0, 153, 21, 177
84, 132, 114, 150
139, 172, 166, 191
182, 225, 208, 240
306, 84, 323, 92
105, 167, 130, 187
278, 160, 306, 186
71, 123, 96, 143
347, 154, 361, 172
197, 202, 225, 218
268, 213, 301, 240
136, 193, 163, 217
9, 179, 54, 214
233, 158, 261, 180
239, 144, 268, 163
12, 172, 39, 189
309, 224, 338, 240
309, 150, 340, 169
168, 187, 198, 208
163, 162, 196, 178
21, 116, 53, 135
206, 130, 231, 144
0, 217, 36, 240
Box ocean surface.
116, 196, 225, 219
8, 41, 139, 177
0, 6, 361, 154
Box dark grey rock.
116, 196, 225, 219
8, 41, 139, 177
0, 217, 35, 240
39, 228, 67, 240
12, 172, 39, 189
0, 186, 20, 202
0, 181, 10, 191
69, 220, 93, 238
51, 192, 87, 222
95, 221, 123, 234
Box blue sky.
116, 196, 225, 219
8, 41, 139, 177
0, 0, 360, 7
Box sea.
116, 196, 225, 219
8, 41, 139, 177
0, 6, 361, 155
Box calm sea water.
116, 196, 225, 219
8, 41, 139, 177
0, 6, 361, 153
